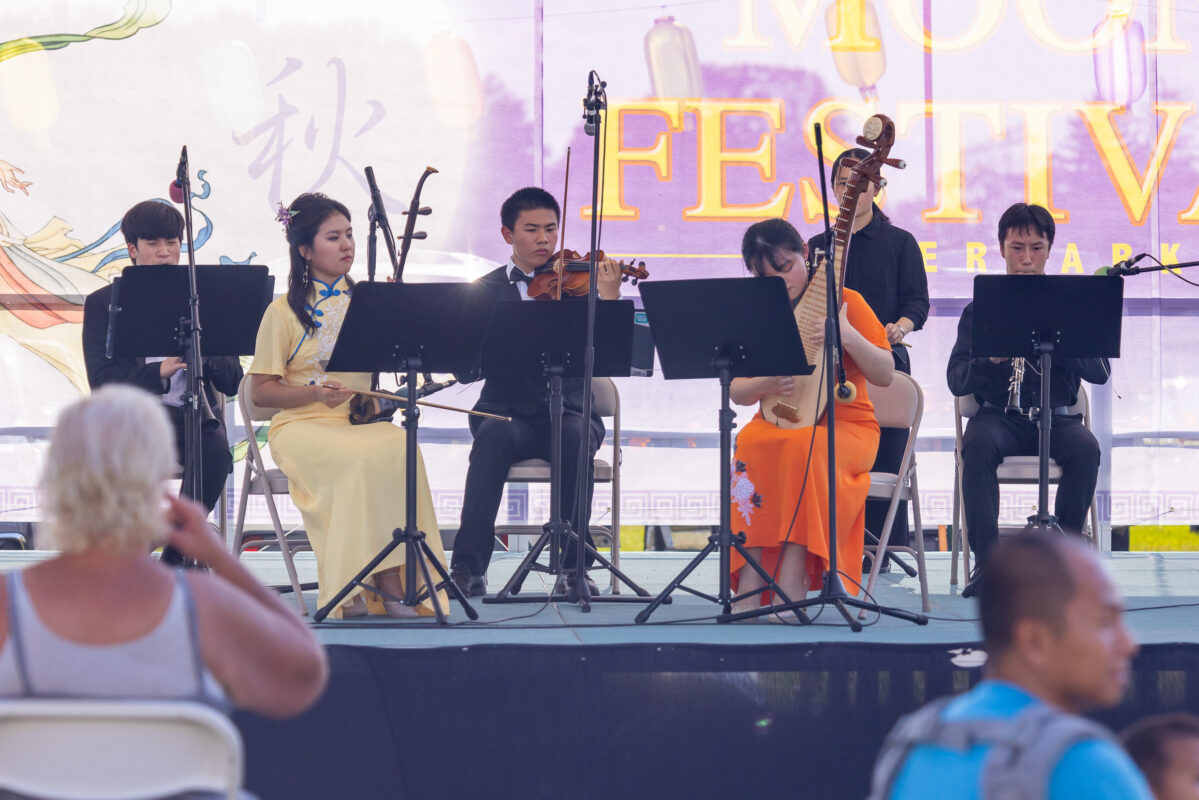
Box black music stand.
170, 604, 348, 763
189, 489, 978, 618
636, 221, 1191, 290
313, 282, 491, 624
972, 275, 1123, 535
634, 277, 815, 623
480, 299, 654, 605
108, 266, 274, 359
107, 265, 272, 546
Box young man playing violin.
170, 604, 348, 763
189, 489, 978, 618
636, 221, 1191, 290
450, 187, 623, 598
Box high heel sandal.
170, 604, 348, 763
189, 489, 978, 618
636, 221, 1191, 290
383, 600, 422, 619
340, 595, 368, 619
729, 597, 761, 617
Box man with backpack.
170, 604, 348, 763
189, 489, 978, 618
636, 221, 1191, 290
868, 534, 1151, 799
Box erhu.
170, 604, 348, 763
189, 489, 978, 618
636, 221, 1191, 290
347, 166, 503, 423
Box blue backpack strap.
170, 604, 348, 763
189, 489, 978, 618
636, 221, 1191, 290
4, 573, 33, 696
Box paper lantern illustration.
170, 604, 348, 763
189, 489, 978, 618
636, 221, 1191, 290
825, 0, 886, 102
1, 44, 58, 134
423, 32, 483, 129
202, 40, 264, 133
644, 16, 703, 99
1093, 6, 1146, 108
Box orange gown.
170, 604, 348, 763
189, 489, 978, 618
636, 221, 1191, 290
729, 289, 886, 600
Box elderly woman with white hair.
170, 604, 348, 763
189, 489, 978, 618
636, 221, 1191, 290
0, 385, 327, 717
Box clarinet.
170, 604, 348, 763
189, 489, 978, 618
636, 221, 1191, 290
1005, 357, 1026, 414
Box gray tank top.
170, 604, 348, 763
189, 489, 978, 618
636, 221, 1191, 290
0, 569, 226, 708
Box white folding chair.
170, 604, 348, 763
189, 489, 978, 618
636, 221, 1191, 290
0, 698, 243, 800
231, 374, 309, 614
861, 372, 929, 615
950, 387, 1100, 586
496, 376, 623, 592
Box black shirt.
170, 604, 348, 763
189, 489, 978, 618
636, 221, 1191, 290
947, 301, 1111, 410
807, 207, 929, 331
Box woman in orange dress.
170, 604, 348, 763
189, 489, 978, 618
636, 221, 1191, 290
729, 219, 894, 617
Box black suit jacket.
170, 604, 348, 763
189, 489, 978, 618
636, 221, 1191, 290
457, 266, 604, 438
946, 301, 1110, 409
82, 284, 243, 417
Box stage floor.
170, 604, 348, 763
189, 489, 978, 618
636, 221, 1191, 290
3, 548, 1196, 646
256, 549, 1199, 647
3, 548, 1197, 799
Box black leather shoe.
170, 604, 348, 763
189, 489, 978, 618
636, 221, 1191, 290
554, 571, 599, 598
961, 567, 984, 599
863, 555, 892, 574
450, 571, 487, 597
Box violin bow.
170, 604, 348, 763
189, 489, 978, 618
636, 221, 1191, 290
555, 147, 571, 301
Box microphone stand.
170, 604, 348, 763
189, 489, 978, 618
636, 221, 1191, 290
176, 146, 207, 523
569, 72, 607, 611
1108, 255, 1199, 277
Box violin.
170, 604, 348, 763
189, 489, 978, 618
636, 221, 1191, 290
526, 249, 649, 300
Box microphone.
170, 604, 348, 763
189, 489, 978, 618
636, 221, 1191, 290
364, 166, 399, 270
416, 377, 457, 398
393, 378, 458, 401
365, 166, 388, 229
583, 71, 604, 136
1097, 252, 1147, 275
169, 146, 188, 203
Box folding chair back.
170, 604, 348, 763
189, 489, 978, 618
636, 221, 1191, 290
0, 698, 242, 799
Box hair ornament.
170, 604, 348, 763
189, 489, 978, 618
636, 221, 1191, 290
275, 201, 298, 232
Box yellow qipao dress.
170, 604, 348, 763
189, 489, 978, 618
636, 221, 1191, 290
249, 276, 447, 617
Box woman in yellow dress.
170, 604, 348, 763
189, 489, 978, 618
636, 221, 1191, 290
248, 193, 447, 619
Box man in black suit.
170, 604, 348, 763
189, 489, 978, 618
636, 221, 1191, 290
81, 200, 242, 562
450, 187, 623, 598
947, 203, 1109, 598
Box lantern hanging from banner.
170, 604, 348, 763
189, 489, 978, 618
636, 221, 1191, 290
1093, 3, 1146, 108
1, 43, 58, 135
644, 16, 703, 99
825, 0, 886, 102
422, 31, 484, 129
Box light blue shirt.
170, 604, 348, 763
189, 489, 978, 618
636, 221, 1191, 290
889, 681, 1153, 800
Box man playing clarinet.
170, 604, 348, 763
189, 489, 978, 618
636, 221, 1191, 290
947, 203, 1110, 598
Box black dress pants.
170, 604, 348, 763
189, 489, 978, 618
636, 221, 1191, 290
168, 405, 234, 512
165, 405, 233, 566
452, 411, 601, 578
961, 409, 1099, 567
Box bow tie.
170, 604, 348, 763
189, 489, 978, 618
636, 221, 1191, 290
508, 266, 532, 284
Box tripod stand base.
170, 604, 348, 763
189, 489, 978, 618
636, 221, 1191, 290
483, 519, 656, 605
733, 569, 928, 630
634, 530, 803, 624
1020, 513, 1064, 537
312, 526, 478, 624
